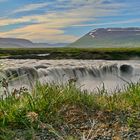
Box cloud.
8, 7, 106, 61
101, 0, 112, 4
72, 19, 140, 27
0, 23, 79, 43
13, 2, 48, 14
0, 0, 123, 43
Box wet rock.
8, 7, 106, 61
120, 64, 133, 75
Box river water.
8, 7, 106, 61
0, 59, 140, 96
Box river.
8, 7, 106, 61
0, 59, 140, 96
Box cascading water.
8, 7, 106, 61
0, 59, 140, 97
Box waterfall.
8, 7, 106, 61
0, 59, 140, 97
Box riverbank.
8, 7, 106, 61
0, 47, 140, 60
1, 82, 140, 140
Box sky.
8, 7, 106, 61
0, 0, 140, 43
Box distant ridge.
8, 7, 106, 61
0, 37, 68, 48
68, 27, 140, 48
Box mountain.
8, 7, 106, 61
0, 38, 34, 48
69, 27, 140, 48
0, 38, 68, 48
33, 43, 68, 48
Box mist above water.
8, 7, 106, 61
0, 59, 140, 96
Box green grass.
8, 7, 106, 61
0, 47, 140, 59
1, 82, 140, 139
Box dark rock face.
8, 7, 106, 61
120, 64, 133, 75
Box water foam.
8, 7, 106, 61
0, 59, 140, 96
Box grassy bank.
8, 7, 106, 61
0, 47, 140, 59
1, 82, 140, 139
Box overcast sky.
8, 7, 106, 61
0, 0, 140, 43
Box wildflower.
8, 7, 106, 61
26, 112, 38, 123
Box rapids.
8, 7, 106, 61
0, 59, 140, 96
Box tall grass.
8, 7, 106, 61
1, 82, 140, 139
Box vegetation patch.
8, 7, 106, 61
1, 82, 140, 139
0, 47, 140, 59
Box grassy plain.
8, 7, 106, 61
0, 47, 140, 59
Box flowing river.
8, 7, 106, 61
0, 59, 140, 96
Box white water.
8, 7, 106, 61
0, 59, 140, 96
